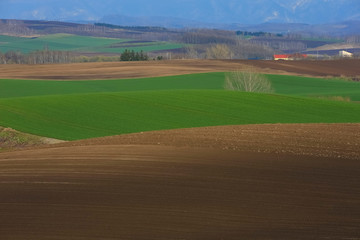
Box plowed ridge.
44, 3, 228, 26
1, 124, 360, 239
63, 123, 360, 160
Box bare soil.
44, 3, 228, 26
1, 123, 360, 239
62, 123, 360, 160
0, 59, 359, 80
246, 59, 360, 77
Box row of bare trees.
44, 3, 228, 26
0, 50, 74, 64
0, 49, 158, 64
250, 39, 307, 52
177, 29, 275, 60
346, 35, 360, 44
0, 19, 35, 36
181, 29, 237, 45
184, 39, 274, 60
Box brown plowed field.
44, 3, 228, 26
247, 59, 360, 77
1, 124, 360, 239
0, 59, 359, 80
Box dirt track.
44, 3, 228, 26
0, 59, 359, 80
1, 124, 360, 239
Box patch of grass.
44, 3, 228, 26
315, 96, 351, 102
0, 127, 44, 150
0, 90, 359, 140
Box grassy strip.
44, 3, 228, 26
1, 73, 359, 100
0, 73, 225, 98
0, 90, 359, 140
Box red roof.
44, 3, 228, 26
274, 54, 308, 59
274, 54, 290, 58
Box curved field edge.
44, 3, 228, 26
0, 90, 359, 140
1, 73, 359, 101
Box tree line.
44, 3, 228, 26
120, 49, 149, 61
181, 29, 237, 45
183, 39, 275, 60
95, 23, 167, 33
0, 50, 73, 64
0, 49, 152, 64
236, 31, 283, 38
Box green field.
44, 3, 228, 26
0, 34, 183, 53
1, 90, 359, 140
301, 37, 344, 43
1, 73, 359, 100
1, 73, 359, 140
0, 35, 26, 44
267, 75, 360, 101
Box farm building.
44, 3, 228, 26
274, 53, 307, 60
339, 50, 353, 58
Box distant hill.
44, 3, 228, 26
100, 15, 209, 29
98, 16, 360, 36
1, 0, 359, 26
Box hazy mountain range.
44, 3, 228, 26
1, 0, 359, 27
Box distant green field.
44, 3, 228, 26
0, 34, 183, 53
1, 73, 359, 100
1, 90, 359, 140
0, 35, 26, 44
0, 34, 123, 53
301, 37, 344, 43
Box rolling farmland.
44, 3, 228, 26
1, 60, 360, 239
1, 6, 360, 239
